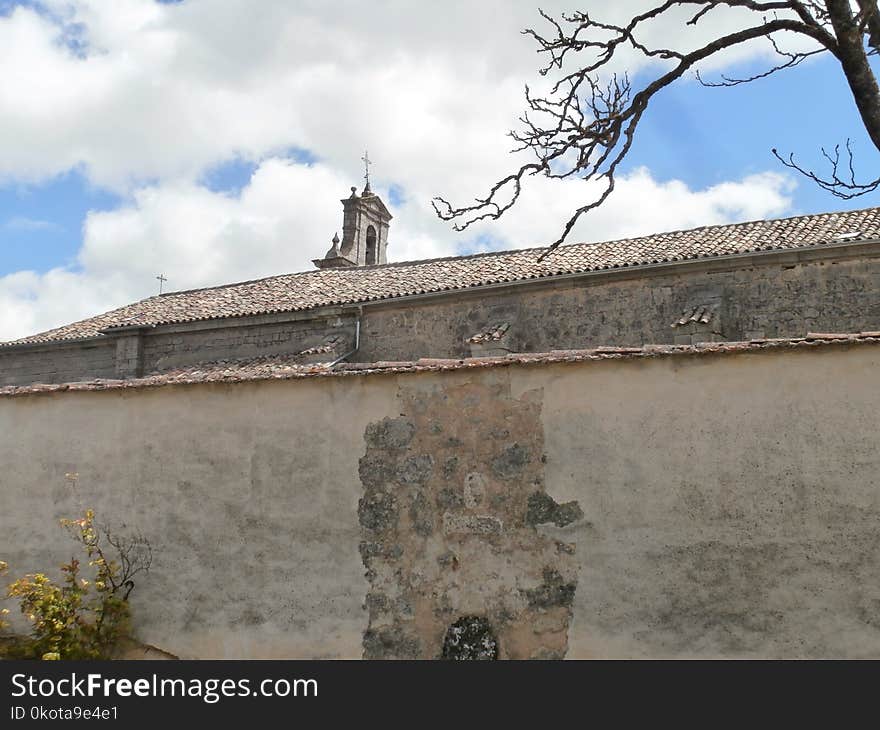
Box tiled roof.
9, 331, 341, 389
5, 206, 880, 347
2, 332, 878, 397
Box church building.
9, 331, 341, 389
2, 186, 879, 387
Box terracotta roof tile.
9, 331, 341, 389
295, 334, 341, 357
5, 206, 880, 347
469, 322, 510, 344
672, 303, 718, 327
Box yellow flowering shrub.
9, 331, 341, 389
2, 510, 151, 660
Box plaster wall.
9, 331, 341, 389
1, 343, 878, 658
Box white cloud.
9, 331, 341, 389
0, 0, 815, 190
492, 168, 797, 250
0, 0, 809, 341
0, 158, 796, 341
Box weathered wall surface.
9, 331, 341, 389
140, 316, 355, 373
0, 340, 116, 387
1, 343, 879, 658
360, 255, 880, 361
0, 377, 397, 659
0, 316, 355, 386
358, 377, 580, 659
518, 346, 880, 658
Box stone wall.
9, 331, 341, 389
3, 248, 880, 387
0, 340, 116, 387
359, 253, 880, 361
140, 315, 356, 373
1, 341, 879, 658
0, 315, 356, 386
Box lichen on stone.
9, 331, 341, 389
441, 616, 499, 660
524, 568, 577, 609
358, 491, 398, 531
364, 417, 415, 450
525, 491, 584, 528
397, 454, 434, 485
491, 442, 531, 479
363, 626, 421, 660
409, 491, 434, 536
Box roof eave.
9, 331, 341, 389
0, 334, 109, 351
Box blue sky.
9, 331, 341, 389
0, 0, 877, 340
628, 53, 879, 212
0, 170, 120, 276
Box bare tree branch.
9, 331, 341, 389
434, 2, 880, 259
773, 140, 880, 197
696, 32, 827, 86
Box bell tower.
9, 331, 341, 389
313, 153, 392, 269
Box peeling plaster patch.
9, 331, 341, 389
365, 417, 415, 450
357, 372, 582, 659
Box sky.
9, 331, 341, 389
0, 0, 878, 341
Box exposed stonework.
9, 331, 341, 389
357, 374, 581, 659
140, 317, 355, 372
0, 316, 356, 387
3, 332, 879, 397
357, 254, 880, 361
114, 333, 145, 379
9, 205, 880, 348
525, 492, 584, 528
671, 302, 722, 345
0, 340, 115, 387
469, 322, 511, 358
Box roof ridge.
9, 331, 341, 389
154, 205, 872, 300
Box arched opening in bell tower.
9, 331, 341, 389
365, 225, 378, 265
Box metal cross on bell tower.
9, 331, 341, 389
156, 274, 167, 295
361, 149, 372, 192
